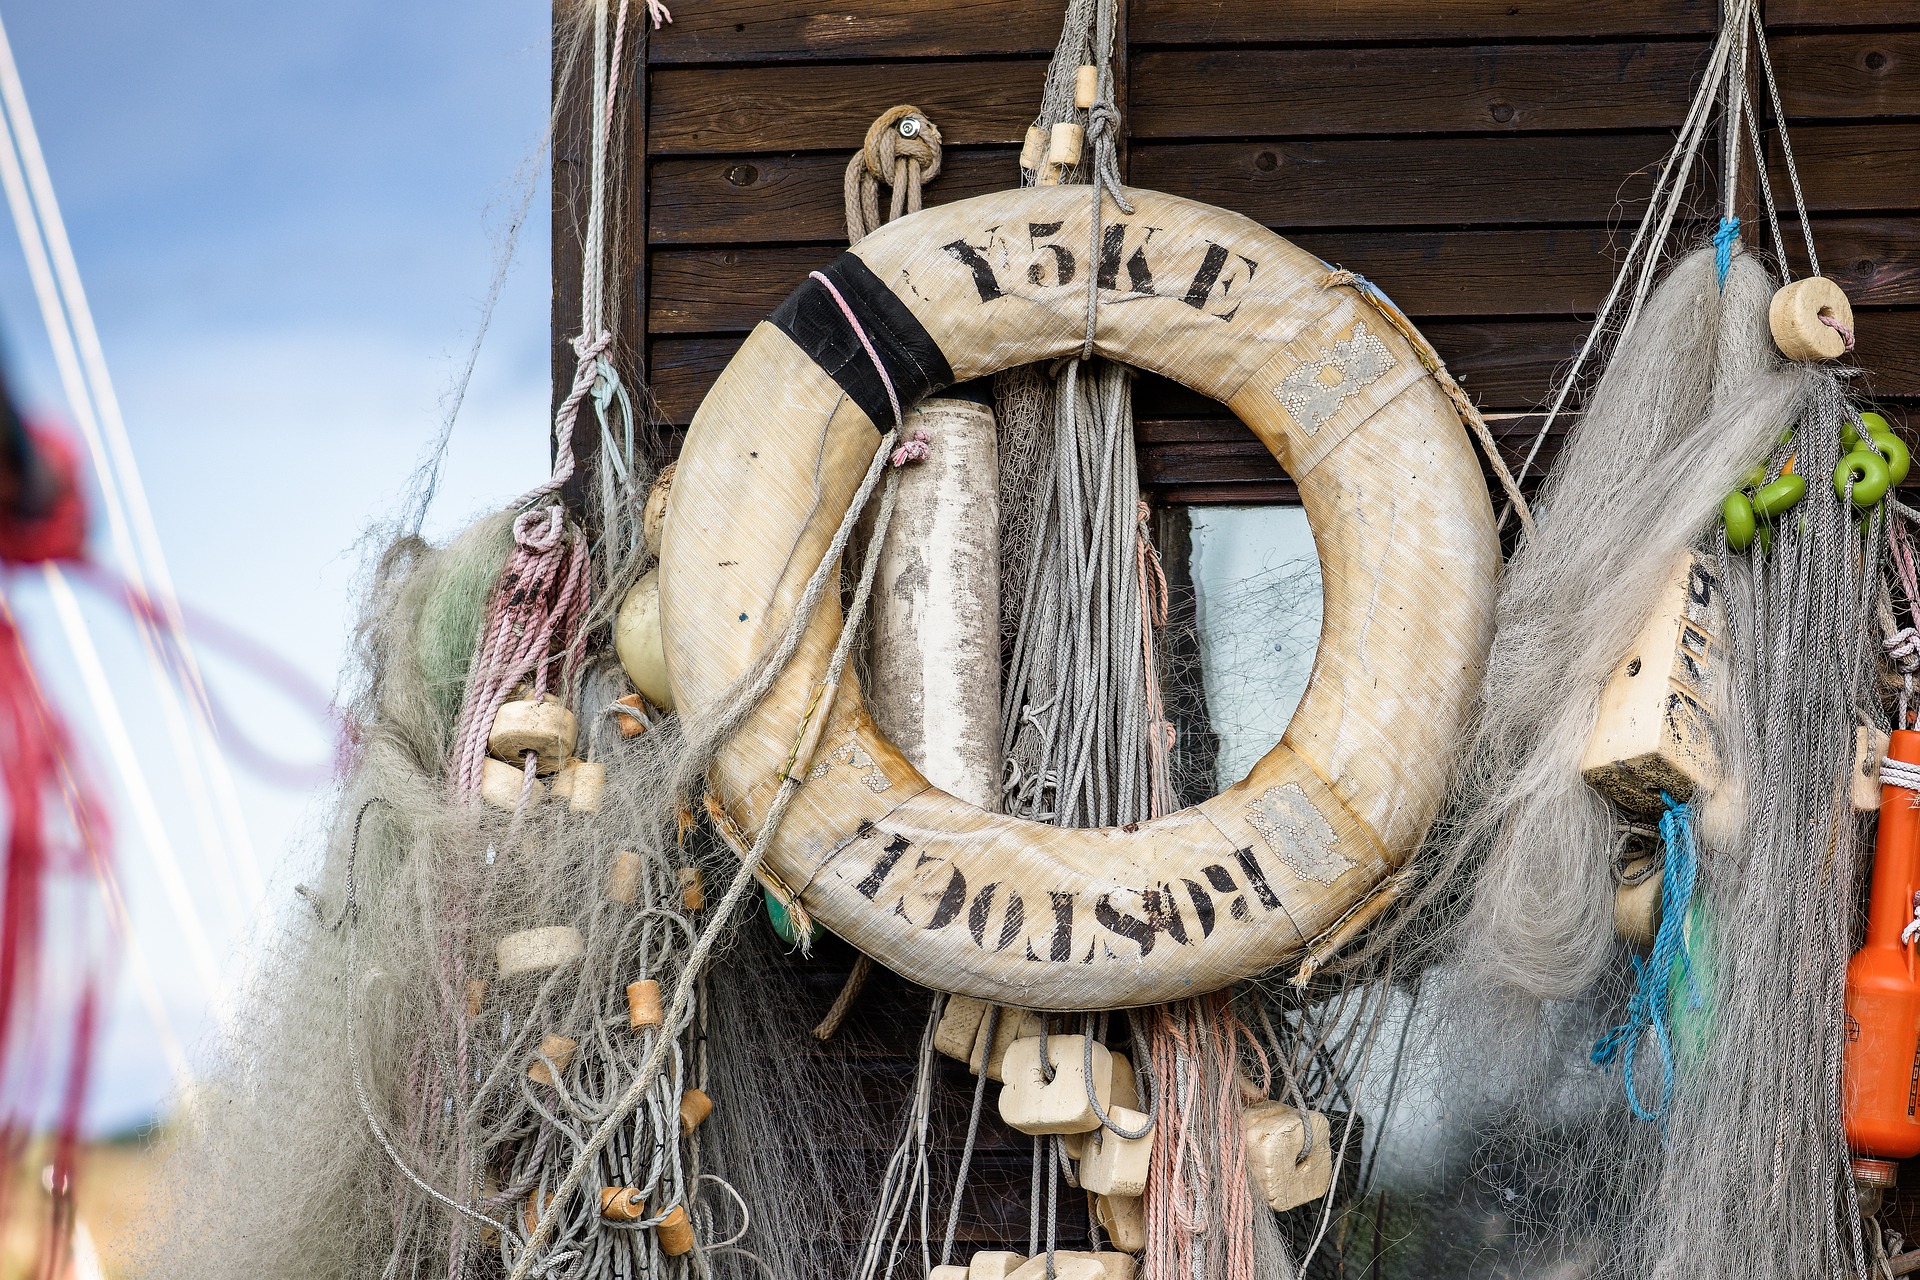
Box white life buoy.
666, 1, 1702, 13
659, 185, 1498, 1009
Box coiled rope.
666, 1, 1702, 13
844, 106, 943, 244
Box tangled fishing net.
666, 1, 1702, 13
135, 0, 1917, 1275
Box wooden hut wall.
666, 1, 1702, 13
549, 0, 1920, 1255
558, 0, 1920, 506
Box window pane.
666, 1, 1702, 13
1187, 506, 1323, 790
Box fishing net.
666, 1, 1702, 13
139, 0, 1911, 1277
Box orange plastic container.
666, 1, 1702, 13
1844, 729, 1920, 1158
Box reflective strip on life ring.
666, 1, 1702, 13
659, 186, 1498, 1010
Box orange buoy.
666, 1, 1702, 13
1844, 729, 1920, 1157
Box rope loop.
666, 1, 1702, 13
858, 105, 943, 183
513, 504, 566, 553
1886, 627, 1920, 673
845, 106, 943, 243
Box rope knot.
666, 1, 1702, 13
860, 105, 943, 180
1886, 628, 1920, 672
889, 427, 931, 468
513, 505, 566, 553
1713, 215, 1741, 287
846, 106, 944, 243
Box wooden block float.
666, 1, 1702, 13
679, 1088, 713, 1134
480, 757, 545, 811
488, 696, 577, 774
929, 1268, 969, 1280
999, 1035, 1114, 1134
655, 1205, 695, 1256
1857, 725, 1891, 812
608, 850, 643, 904
934, 995, 990, 1061
1005, 1252, 1134, 1280
1018, 126, 1045, 173
678, 866, 706, 911
1047, 122, 1084, 168
1091, 1193, 1145, 1254
968, 1254, 1026, 1280
1770, 276, 1854, 362
601, 1187, 645, 1222
1079, 1108, 1153, 1197
613, 692, 650, 739
969, 1006, 1046, 1082
1580, 552, 1723, 816
1074, 64, 1098, 109
1066, 1052, 1137, 1160
627, 979, 664, 1030
1244, 1102, 1334, 1212
550, 759, 605, 814
496, 925, 585, 979
527, 1033, 578, 1086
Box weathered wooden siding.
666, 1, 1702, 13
550, 0, 1920, 1256
569, 0, 1920, 506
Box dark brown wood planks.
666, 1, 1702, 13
614, 2, 1919, 505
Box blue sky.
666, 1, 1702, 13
0, 1, 557, 1133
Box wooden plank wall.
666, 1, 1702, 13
551, 0, 1920, 1259
594, 0, 1920, 506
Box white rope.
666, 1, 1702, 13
0, 13, 264, 932
1511, 0, 1754, 493
43, 564, 231, 1027
508, 431, 905, 1279
1880, 756, 1920, 795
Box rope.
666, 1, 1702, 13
1821, 312, 1857, 352
0, 14, 265, 923
448, 506, 592, 798
1714, 215, 1742, 288
940, 1005, 997, 1266
1881, 757, 1920, 795
1591, 794, 1701, 1126
811, 270, 904, 428
1509, 0, 1756, 499
810, 953, 873, 1041
510, 244, 928, 1280
843, 106, 943, 244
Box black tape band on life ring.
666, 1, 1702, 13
770, 253, 954, 430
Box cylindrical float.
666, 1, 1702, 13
868, 390, 1003, 812
1844, 728, 1920, 1157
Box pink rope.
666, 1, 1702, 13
890, 426, 931, 467
1211, 1000, 1256, 1280
1135, 500, 1176, 819
1819, 310, 1857, 352
448, 506, 591, 799
1142, 997, 1258, 1280
808, 270, 902, 428
1893, 516, 1920, 616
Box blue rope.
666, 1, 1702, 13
1713, 216, 1741, 288
1592, 793, 1701, 1126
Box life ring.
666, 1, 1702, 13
659, 185, 1498, 1009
